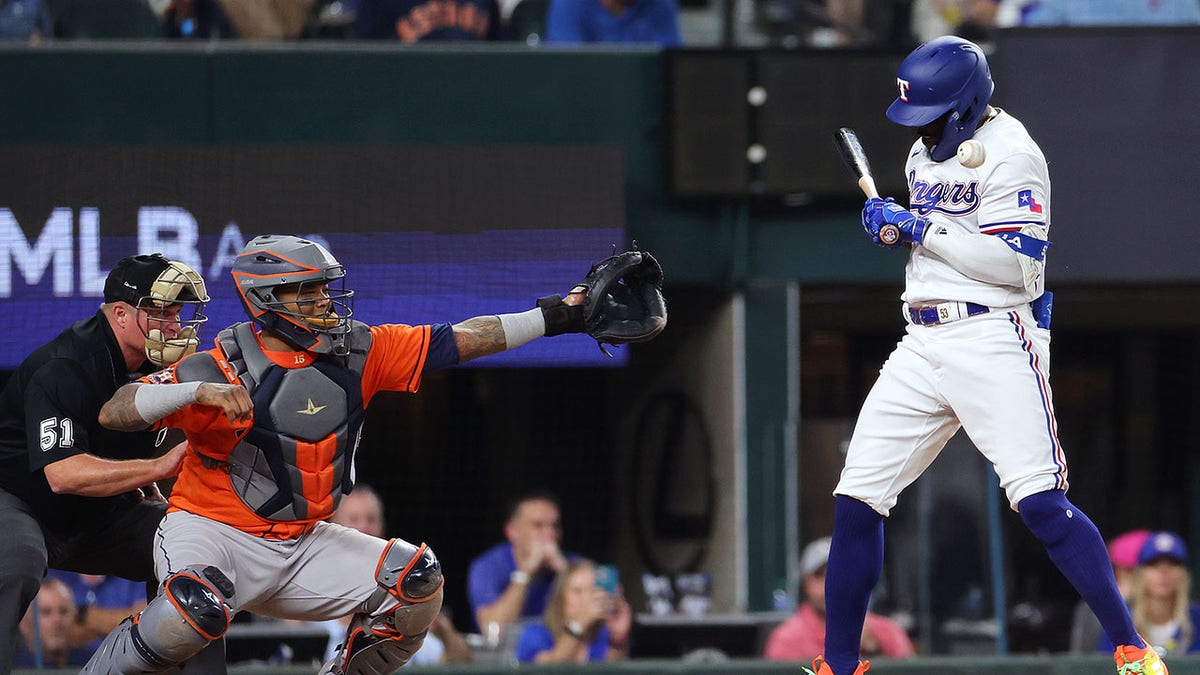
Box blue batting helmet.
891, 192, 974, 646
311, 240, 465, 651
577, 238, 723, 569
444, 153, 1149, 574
886, 36, 994, 162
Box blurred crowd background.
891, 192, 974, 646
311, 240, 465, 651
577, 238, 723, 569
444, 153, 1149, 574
2, 0, 1198, 46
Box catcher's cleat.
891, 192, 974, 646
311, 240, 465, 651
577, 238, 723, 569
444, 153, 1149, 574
1114, 637, 1168, 675
805, 656, 871, 675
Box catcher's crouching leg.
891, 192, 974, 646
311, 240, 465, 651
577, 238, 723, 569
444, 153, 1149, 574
82, 565, 234, 674
320, 538, 445, 675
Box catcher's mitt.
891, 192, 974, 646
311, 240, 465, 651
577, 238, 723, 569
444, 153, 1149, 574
575, 249, 667, 352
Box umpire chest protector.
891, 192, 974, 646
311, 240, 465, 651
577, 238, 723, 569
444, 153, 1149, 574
194, 321, 371, 522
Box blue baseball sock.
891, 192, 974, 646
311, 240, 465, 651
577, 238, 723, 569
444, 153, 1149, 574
824, 495, 884, 675
1018, 490, 1140, 649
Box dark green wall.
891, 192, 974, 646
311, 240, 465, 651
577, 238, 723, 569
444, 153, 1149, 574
0, 44, 898, 288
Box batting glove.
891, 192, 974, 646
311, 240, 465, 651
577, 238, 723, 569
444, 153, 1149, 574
862, 197, 928, 247
861, 198, 889, 247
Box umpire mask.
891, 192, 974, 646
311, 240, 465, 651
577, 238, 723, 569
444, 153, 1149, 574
104, 254, 210, 367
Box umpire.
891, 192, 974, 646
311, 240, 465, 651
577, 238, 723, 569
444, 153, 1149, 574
0, 253, 208, 672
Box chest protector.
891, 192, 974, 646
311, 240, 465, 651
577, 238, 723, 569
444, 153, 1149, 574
210, 321, 371, 522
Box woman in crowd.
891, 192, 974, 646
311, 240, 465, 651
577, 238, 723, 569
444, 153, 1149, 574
515, 559, 632, 663
1102, 531, 1200, 656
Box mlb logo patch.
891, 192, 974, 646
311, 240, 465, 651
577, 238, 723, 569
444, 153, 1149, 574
1018, 189, 1043, 213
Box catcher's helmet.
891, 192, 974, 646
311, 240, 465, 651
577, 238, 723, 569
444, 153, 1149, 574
886, 35, 994, 162
231, 235, 354, 354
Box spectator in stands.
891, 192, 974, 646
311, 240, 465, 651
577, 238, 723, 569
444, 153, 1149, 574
331, 483, 388, 538
12, 577, 93, 668
1100, 531, 1200, 656
911, 0, 1003, 42
468, 490, 576, 634
1069, 529, 1151, 653
0, 0, 53, 43
1022, 0, 1200, 25
353, 0, 501, 41
304, 0, 360, 38
544, 0, 682, 46
763, 537, 914, 662
46, 571, 147, 654
214, 0, 316, 39
514, 559, 632, 663
159, 0, 224, 38
316, 485, 472, 666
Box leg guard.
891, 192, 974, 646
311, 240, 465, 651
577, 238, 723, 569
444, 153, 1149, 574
82, 565, 235, 674
321, 539, 444, 675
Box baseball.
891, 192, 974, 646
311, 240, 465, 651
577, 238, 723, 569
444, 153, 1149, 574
957, 140, 986, 168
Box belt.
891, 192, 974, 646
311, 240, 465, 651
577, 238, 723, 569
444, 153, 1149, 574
908, 301, 990, 326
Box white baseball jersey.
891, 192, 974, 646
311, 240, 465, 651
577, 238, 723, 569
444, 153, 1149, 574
836, 109, 1067, 516
902, 109, 1050, 309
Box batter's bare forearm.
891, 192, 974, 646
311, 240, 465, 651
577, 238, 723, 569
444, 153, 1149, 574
98, 384, 151, 431
453, 316, 508, 363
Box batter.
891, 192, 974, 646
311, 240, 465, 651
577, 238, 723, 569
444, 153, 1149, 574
809, 36, 1167, 675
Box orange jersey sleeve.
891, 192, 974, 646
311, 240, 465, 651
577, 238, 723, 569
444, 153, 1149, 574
140, 348, 248, 447
360, 324, 432, 404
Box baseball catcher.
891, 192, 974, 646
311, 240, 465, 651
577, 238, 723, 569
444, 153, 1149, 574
80, 237, 665, 675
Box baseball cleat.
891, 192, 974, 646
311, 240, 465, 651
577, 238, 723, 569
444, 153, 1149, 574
1114, 637, 1168, 675
805, 656, 871, 675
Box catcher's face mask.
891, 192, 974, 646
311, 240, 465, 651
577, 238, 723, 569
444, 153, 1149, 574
271, 280, 348, 330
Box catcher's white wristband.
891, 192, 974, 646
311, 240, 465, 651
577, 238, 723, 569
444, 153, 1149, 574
134, 381, 202, 424
498, 308, 546, 350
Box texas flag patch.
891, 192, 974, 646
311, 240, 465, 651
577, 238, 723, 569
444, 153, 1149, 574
1017, 189, 1043, 213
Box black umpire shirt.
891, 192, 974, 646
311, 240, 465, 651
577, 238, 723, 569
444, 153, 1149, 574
0, 310, 167, 533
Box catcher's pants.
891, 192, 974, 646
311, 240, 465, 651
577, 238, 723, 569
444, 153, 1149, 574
835, 305, 1067, 516
155, 510, 393, 619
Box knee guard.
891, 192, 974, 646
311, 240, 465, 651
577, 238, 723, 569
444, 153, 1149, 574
82, 565, 235, 674
321, 539, 444, 675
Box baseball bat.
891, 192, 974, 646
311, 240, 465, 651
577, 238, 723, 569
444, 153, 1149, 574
833, 127, 899, 245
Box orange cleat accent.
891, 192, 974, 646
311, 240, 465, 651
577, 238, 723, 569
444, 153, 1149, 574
805, 656, 871, 675
1114, 637, 1168, 675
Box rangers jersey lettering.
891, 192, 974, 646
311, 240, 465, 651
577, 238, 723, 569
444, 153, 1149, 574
901, 110, 1050, 309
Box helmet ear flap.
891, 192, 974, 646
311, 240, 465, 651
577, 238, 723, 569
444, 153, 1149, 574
244, 285, 275, 318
